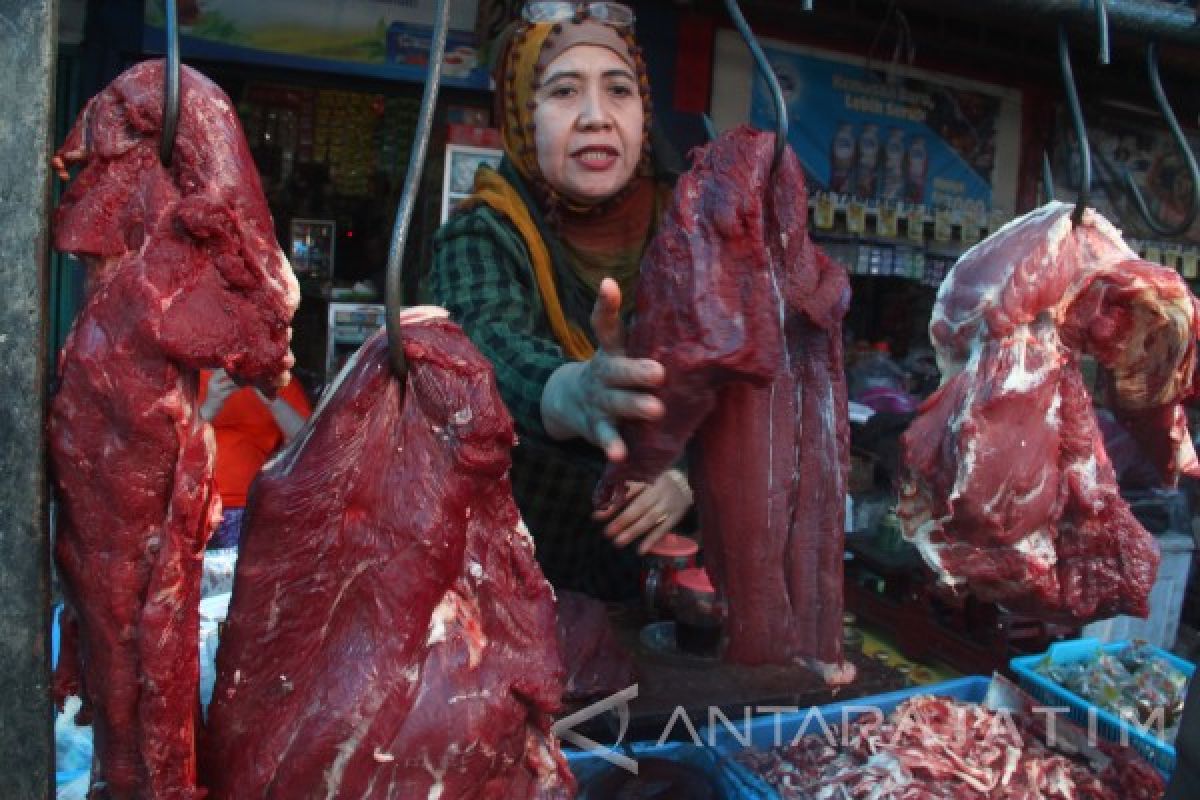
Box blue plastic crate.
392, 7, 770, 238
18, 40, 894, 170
564, 740, 725, 796
702, 676, 992, 799
1010, 637, 1194, 775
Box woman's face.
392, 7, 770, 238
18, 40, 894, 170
533, 44, 644, 205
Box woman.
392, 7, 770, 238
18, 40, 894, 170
199, 368, 311, 548
426, 1, 691, 601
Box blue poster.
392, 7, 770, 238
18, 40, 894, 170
750, 47, 1003, 209
143, 0, 489, 89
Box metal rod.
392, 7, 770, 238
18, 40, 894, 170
384, 0, 450, 378
1122, 41, 1200, 238
1093, 0, 1109, 65
723, 0, 788, 174
1058, 26, 1090, 226
1042, 151, 1056, 203
160, 0, 180, 166
953, 0, 1199, 47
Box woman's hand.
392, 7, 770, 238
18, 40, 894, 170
594, 468, 693, 554
540, 278, 665, 462
200, 369, 238, 422
253, 387, 307, 442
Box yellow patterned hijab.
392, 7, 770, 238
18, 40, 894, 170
492, 10, 658, 307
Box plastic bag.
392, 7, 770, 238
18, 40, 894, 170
55, 695, 93, 796
202, 547, 239, 598
847, 350, 909, 398
199, 592, 232, 718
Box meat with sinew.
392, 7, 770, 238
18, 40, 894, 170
48, 59, 299, 799
203, 312, 575, 799
596, 126, 854, 676
901, 201, 1200, 622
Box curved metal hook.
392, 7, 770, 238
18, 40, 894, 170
384, 0, 450, 378
160, 0, 180, 166
1093, 0, 1110, 65
1058, 25, 1091, 226
1121, 41, 1200, 238
1042, 151, 1056, 204
723, 0, 788, 174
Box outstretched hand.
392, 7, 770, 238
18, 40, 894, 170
541, 278, 665, 462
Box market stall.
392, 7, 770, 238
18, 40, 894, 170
6, 0, 1200, 798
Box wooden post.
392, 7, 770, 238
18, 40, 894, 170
0, 0, 58, 796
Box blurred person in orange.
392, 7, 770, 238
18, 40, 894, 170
199, 368, 311, 548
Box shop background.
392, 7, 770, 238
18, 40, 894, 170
710, 31, 1023, 216
143, 0, 488, 87
1047, 108, 1200, 246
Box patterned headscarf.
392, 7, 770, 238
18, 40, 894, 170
493, 7, 655, 218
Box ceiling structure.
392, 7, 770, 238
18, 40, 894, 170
684, 0, 1200, 124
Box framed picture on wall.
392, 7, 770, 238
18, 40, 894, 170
442, 143, 503, 223
289, 218, 336, 282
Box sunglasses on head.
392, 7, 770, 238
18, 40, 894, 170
521, 2, 636, 28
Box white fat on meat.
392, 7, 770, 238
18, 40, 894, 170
424, 588, 486, 669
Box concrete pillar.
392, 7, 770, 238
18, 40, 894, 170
0, 0, 58, 796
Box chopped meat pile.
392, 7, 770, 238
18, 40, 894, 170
737, 694, 1165, 799
203, 313, 575, 799
49, 59, 298, 799
901, 202, 1200, 622
597, 125, 853, 675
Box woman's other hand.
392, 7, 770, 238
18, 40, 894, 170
594, 468, 692, 554
200, 369, 238, 422
541, 278, 665, 462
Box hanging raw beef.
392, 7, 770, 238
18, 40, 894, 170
48, 60, 299, 798
901, 202, 1200, 621
597, 126, 854, 676
203, 313, 575, 799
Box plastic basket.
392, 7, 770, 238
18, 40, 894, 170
702, 676, 992, 799
564, 740, 724, 796
1009, 637, 1194, 775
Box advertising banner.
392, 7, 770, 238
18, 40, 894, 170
711, 33, 1022, 214
1048, 108, 1200, 246
143, 0, 487, 88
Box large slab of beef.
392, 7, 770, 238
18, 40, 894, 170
48, 60, 298, 799
203, 313, 575, 799
596, 126, 853, 675
901, 201, 1200, 622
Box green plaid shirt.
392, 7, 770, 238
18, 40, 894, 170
424, 161, 640, 601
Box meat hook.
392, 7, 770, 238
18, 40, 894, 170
1042, 151, 1056, 203
1120, 41, 1200, 238
160, 0, 180, 166
1092, 0, 1110, 65
384, 0, 450, 378
1058, 25, 1091, 226
723, 0, 788, 175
